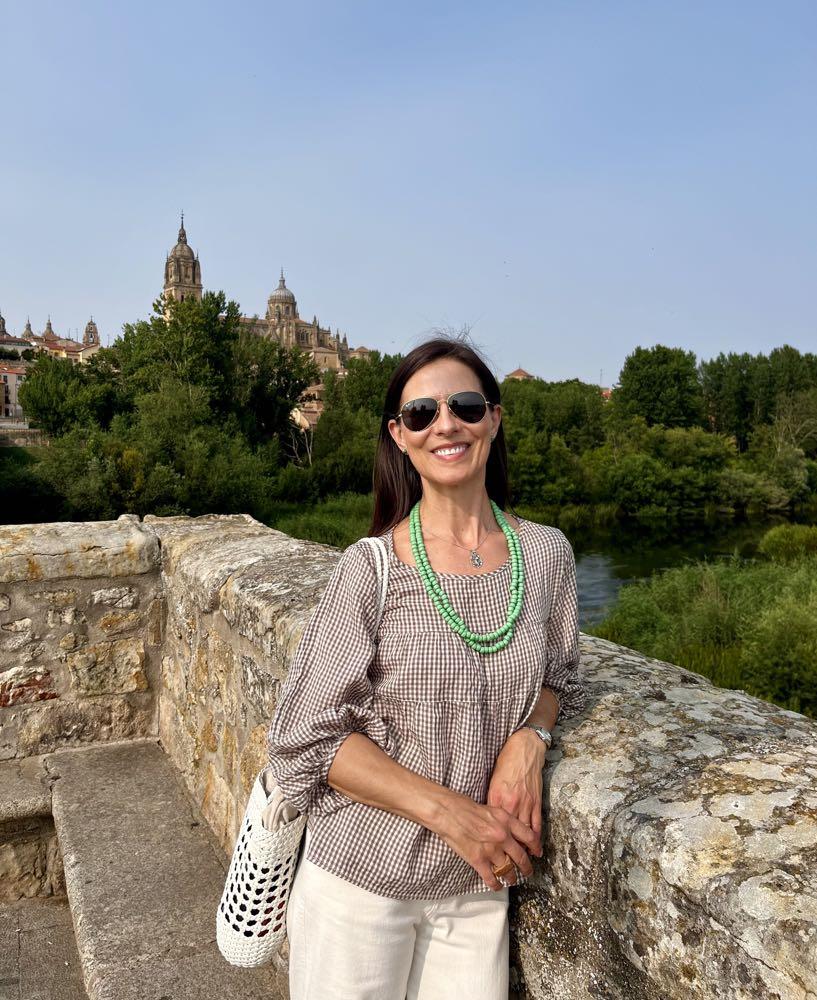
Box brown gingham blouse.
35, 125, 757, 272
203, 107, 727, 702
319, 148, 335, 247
266, 516, 585, 899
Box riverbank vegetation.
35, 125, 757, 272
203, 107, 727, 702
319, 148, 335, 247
3, 294, 817, 535
588, 524, 817, 718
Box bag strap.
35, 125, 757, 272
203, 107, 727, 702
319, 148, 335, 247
357, 536, 389, 637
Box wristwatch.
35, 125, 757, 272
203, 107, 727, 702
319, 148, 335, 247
524, 723, 553, 750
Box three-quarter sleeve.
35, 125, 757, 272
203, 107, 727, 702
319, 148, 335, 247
543, 533, 586, 724
266, 540, 397, 816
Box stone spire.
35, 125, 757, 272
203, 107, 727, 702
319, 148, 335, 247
44, 316, 57, 341
163, 214, 202, 304
0, 310, 6, 337
83, 317, 100, 347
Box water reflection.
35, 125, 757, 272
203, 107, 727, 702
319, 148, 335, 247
570, 518, 793, 629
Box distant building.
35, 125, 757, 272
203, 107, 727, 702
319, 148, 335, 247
163, 214, 203, 304
0, 310, 101, 366
162, 216, 369, 375
506, 367, 535, 381
0, 309, 34, 359
25, 317, 102, 364
239, 270, 356, 373
1, 364, 27, 419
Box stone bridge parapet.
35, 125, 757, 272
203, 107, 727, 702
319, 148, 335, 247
1, 514, 815, 1000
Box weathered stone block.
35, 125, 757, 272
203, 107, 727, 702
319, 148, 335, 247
17, 697, 152, 756
0, 837, 46, 900
67, 638, 148, 695
97, 610, 142, 635
161, 653, 187, 705
0, 666, 58, 707
222, 723, 237, 776
201, 760, 235, 853
58, 632, 82, 651
0, 519, 159, 584
1, 618, 38, 654
20, 642, 46, 664
91, 586, 138, 608
0, 817, 63, 901
46, 607, 84, 627
201, 714, 219, 753
193, 644, 209, 699
2, 617, 33, 632
209, 631, 237, 721
31, 588, 77, 608
239, 724, 268, 795
147, 596, 163, 644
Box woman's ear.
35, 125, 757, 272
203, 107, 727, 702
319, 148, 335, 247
491, 403, 502, 439
387, 418, 404, 452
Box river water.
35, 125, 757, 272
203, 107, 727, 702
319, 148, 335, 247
570, 518, 784, 628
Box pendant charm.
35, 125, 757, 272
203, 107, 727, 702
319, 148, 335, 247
470, 550, 483, 568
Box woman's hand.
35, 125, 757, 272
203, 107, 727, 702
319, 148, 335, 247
486, 727, 546, 847
431, 791, 543, 891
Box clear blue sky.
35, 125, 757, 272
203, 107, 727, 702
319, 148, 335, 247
2, 1, 815, 385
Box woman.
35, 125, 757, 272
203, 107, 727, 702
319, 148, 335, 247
267, 336, 585, 1000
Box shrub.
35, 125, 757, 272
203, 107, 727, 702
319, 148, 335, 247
740, 594, 817, 716
757, 524, 817, 563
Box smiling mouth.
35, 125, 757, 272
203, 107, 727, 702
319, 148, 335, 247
431, 443, 470, 457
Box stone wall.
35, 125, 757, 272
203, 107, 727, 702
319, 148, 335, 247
0, 516, 162, 760
143, 513, 342, 851
2, 513, 816, 999
0, 424, 49, 448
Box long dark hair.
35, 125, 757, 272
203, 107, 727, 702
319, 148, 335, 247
368, 336, 510, 536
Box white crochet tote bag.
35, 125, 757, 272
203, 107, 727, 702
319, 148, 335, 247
216, 535, 389, 967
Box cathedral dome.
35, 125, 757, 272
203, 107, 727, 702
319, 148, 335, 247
268, 270, 296, 304
168, 220, 196, 261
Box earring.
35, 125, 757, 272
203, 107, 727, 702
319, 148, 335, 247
402, 446, 408, 454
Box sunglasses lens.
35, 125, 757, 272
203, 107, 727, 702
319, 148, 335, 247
449, 391, 488, 423
402, 398, 438, 431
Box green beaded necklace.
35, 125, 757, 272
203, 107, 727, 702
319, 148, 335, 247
408, 498, 524, 654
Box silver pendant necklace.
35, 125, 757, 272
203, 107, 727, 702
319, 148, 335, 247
420, 522, 497, 568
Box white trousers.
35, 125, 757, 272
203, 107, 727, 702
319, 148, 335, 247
286, 828, 509, 1000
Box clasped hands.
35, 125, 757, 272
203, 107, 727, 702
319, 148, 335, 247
438, 728, 546, 891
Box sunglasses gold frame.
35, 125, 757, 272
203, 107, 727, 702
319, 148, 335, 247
392, 391, 496, 432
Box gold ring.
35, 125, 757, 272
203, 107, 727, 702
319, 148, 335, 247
491, 856, 515, 878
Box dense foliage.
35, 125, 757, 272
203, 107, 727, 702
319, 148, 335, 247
10, 293, 318, 521
588, 524, 817, 718
4, 304, 817, 532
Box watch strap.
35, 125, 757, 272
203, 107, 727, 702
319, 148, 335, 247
524, 723, 553, 748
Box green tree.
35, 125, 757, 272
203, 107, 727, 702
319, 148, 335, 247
107, 292, 242, 413
323, 351, 402, 417
772, 388, 817, 458
614, 345, 704, 428
231, 329, 319, 449
18, 354, 110, 435
700, 351, 755, 450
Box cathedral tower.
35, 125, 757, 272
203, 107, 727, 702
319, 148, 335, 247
163, 214, 202, 303
83, 317, 100, 347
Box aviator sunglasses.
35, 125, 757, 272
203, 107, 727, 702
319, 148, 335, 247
393, 391, 496, 433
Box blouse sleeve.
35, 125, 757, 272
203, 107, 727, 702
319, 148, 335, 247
543, 532, 586, 725
266, 540, 397, 816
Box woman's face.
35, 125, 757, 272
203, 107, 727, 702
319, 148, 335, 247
387, 357, 502, 491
